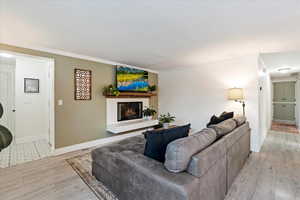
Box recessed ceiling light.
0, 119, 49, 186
277, 67, 291, 73
0, 53, 13, 58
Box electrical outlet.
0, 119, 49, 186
58, 99, 63, 106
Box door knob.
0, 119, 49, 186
12, 109, 16, 112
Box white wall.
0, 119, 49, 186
296, 74, 300, 128
159, 55, 262, 152
15, 56, 50, 143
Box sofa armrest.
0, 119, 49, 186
93, 150, 199, 200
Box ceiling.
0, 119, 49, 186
1, 0, 300, 70
261, 51, 300, 78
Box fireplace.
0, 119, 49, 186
117, 102, 143, 122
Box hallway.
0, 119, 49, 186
226, 130, 300, 200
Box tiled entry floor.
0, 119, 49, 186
271, 121, 299, 134
0, 139, 50, 168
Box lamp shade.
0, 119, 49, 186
228, 88, 244, 100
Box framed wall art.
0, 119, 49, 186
74, 68, 92, 100
24, 78, 40, 93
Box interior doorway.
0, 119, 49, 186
271, 80, 299, 134
0, 57, 15, 139
258, 51, 300, 141
0, 51, 55, 168
273, 81, 296, 124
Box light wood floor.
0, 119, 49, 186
0, 130, 299, 200
0, 139, 50, 168
226, 130, 300, 200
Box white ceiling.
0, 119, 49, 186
2, 0, 300, 70
261, 51, 300, 77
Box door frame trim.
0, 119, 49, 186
1, 50, 56, 152
0, 62, 16, 143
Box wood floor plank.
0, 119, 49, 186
226, 131, 300, 200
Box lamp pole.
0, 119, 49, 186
235, 100, 245, 116
242, 101, 245, 116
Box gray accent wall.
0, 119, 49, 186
0, 43, 158, 148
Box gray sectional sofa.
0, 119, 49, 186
92, 117, 251, 200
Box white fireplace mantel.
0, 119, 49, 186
106, 98, 158, 133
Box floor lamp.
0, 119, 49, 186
228, 88, 245, 116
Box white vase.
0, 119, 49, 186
145, 116, 152, 120
163, 123, 169, 129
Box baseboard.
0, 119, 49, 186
15, 135, 48, 144
52, 131, 142, 156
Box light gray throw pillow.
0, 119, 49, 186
164, 128, 217, 173
233, 116, 246, 126
208, 118, 237, 137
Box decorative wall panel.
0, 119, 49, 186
74, 69, 92, 100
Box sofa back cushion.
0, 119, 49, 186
164, 128, 217, 173
187, 138, 226, 178
208, 118, 237, 138
144, 124, 190, 162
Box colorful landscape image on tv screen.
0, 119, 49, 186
116, 66, 149, 92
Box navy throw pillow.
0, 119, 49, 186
220, 111, 234, 119
207, 112, 234, 127
144, 124, 191, 162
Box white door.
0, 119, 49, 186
0, 65, 15, 140
15, 57, 52, 144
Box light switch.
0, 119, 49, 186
58, 99, 63, 106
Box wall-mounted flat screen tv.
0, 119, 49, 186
116, 66, 149, 92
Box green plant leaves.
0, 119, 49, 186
158, 113, 176, 124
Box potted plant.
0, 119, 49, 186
143, 108, 157, 120
158, 113, 176, 129
148, 85, 156, 93
102, 84, 120, 96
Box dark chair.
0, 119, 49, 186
0, 102, 3, 118
0, 125, 13, 152
0, 103, 13, 152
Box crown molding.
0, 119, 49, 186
0, 42, 159, 74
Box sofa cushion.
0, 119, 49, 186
208, 118, 237, 137
187, 138, 226, 178
164, 128, 217, 173
207, 112, 234, 127
93, 150, 200, 200
144, 124, 190, 162
233, 116, 246, 126
91, 135, 146, 167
